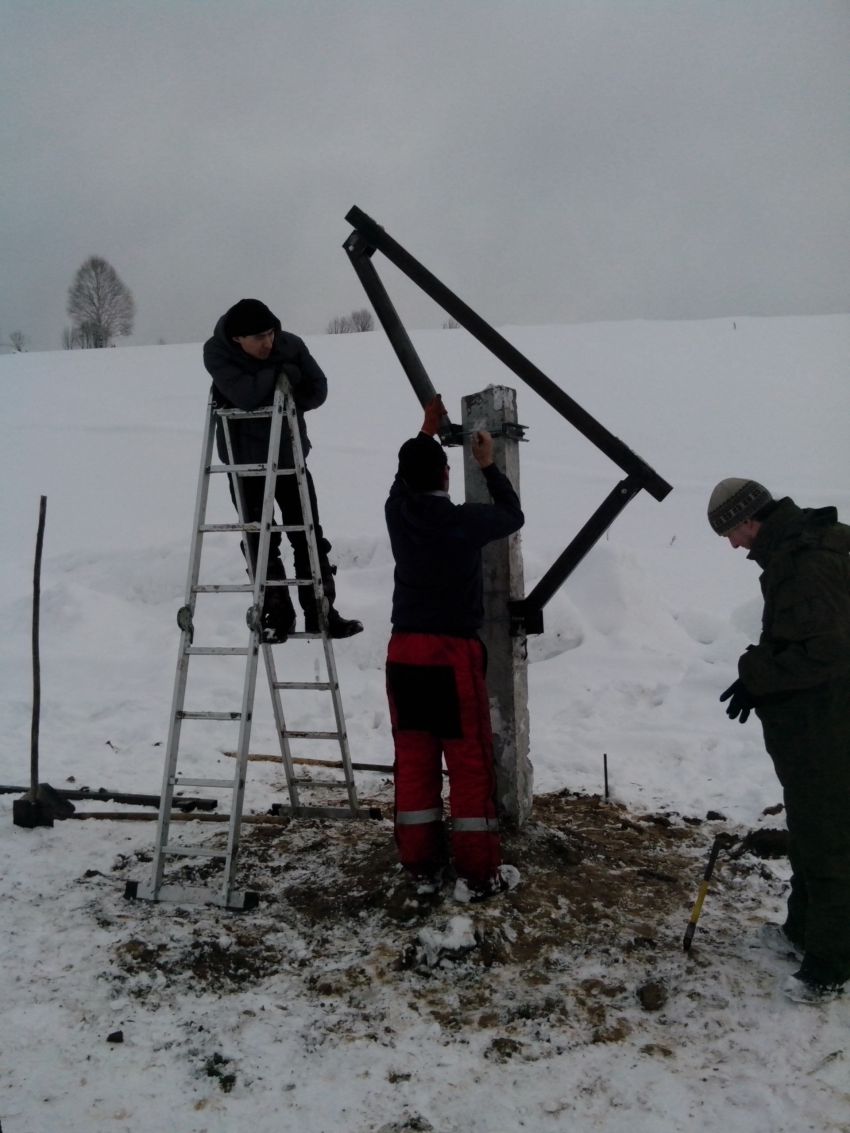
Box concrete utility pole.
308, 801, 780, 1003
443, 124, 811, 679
462, 386, 533, 828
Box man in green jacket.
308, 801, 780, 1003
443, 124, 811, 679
708, 478, 850, 1003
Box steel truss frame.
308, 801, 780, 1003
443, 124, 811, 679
343, 205, 672, 635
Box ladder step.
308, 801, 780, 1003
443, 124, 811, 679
186, 646, 251, 656
162, 846, 226, 859
216, 407, 273, 420
274, 681, 333, 691
199, 523, 262, 533
190, 580, 298, 592
198, 524, 307, 534
284, 730, 341, 740
192, 584, 253, 593
175, 777, 234, 788
209, 462, 267, 474
209, 463, 297, 478
177, 711, 242, 721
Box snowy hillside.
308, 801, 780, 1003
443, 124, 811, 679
1, 315, 849, 1132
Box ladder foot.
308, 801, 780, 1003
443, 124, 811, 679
123, 880, 260, 910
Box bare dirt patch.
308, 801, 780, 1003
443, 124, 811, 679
105, 787, 785, 1066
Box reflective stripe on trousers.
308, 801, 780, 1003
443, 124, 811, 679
396, 811, 497, 832
396, 808, 443, 825
452, 816, 500, 832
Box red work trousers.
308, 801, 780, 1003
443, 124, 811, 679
386, 632, 501, 886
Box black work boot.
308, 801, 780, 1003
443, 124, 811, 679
303, 605, 363, 638
298, 544, 362, 637
261, 588, 297, 643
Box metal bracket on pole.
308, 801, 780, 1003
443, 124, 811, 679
343, 206, 673, 632
458, 423, 528, 443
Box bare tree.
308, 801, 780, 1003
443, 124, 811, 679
326, 307, 375, 334
66, 256, 135, 348
348, 307, 374, 332
63, 320, 103, 350
1, 327, 28, 351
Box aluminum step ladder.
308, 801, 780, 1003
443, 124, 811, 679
128, 374, 370, 910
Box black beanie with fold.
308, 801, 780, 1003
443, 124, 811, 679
397, 433, 448, 492
224, 298, 278, 338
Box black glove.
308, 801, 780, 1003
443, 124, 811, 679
719, 679, 757, 724
279, 362, 302, 387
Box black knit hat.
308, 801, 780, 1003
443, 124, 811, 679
224, 298, 277, 338
398, 434, 448, 491
707, 478, 773, 535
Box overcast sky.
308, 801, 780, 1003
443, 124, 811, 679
2, 1, 849, 352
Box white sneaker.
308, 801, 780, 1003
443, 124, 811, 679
783, 973, 844, 1005
759, 923, 803, 961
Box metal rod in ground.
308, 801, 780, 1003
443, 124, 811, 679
603, 753, 609, 801
683, 833, 731, 951
0, 785, 217, 810
31, 496, 46, 796
69, 812, 294, 824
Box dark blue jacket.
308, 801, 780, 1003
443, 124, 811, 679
385, 434, 524, 636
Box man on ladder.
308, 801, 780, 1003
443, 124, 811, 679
203, 298, 362, 641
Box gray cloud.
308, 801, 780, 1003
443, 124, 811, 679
2, 0, 848, 351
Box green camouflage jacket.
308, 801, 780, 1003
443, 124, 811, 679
739, 497, 850, 697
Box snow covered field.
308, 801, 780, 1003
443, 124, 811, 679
1, 314, 848, 1132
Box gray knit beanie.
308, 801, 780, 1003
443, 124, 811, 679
707, 478, 773, 535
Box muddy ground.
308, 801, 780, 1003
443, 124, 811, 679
108, 786, 788, 1062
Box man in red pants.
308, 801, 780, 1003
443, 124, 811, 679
385, 396, 524, 900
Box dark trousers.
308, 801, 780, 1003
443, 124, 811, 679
227, 467, 336, 612
386, 632, 501, 886
760, 682, 850, 983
